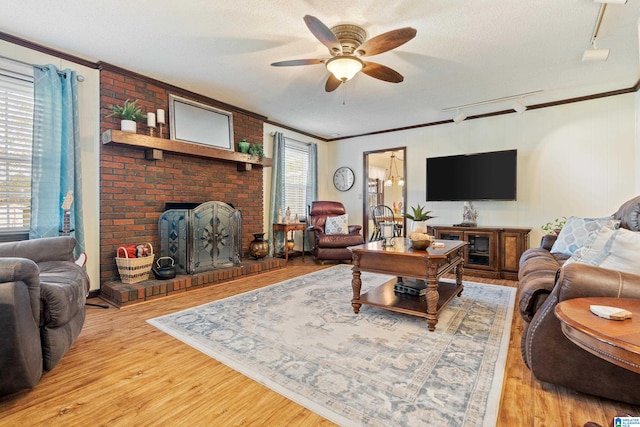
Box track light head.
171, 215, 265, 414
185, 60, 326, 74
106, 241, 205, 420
582, 47, 610, 62
453, 111, 467, 124
512, 101, 527, 113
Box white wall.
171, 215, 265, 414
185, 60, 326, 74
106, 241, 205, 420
324, 93, 638, 248
0, 41, 101, 289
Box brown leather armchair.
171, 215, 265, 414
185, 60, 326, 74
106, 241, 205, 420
517, 196, 640, 404
308, 201, 365, 262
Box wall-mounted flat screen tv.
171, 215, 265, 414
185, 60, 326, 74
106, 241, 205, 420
426, 149, 517, 201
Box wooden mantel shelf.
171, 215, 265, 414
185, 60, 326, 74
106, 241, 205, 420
101, 129, 272, 168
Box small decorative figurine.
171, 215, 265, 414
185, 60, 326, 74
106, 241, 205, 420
277, 208, 283, 223
284, 206, 291, 224
294, 213, 299, 223
462, 202, 478, 226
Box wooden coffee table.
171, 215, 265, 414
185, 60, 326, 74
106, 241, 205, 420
555, 297, 640, 374
349, 239, 467, 331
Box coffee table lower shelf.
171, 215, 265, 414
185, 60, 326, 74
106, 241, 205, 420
354, 278, 463, 319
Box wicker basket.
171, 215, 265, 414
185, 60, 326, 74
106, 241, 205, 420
115, 243, 154, 284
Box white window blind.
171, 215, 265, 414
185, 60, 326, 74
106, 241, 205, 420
284, 138, 310, 219
0, 66, 34, 231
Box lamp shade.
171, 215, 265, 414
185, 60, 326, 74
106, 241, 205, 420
326, 56, 364, 82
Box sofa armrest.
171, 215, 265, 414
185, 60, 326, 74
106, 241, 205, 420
0, 258, 41, 322
540, 234, 557, 251
0, 258, 43, 395
348, 225, 362, 234
308, 225, 324, 235
555, 263, 640, 301
0, 236, 76, 264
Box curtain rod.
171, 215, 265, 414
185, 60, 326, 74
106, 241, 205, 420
0, 54, 84, 82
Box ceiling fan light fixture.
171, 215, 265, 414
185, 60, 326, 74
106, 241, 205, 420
326, 56, 364, 82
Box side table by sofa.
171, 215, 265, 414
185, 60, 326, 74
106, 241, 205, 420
555, 297, 640, 374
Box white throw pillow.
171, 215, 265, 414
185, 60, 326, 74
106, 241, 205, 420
550, 216, 619, 256
325, 214, 349, 235
598, 228, 640, 275
565, 227, 640, 276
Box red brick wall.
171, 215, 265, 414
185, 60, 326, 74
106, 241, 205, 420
99, 66, 266, 283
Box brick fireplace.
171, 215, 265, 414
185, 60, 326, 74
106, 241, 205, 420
99, 63, 273, 292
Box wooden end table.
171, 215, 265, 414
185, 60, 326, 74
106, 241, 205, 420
272, 222, 305, 262
555, 297, 640, 374
350, 239, 467, 331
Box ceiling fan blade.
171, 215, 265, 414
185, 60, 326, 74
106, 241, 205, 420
361, 61, 404, 83
356, 27, 417, 57
325, 74, 342, 92
271, 59, 325, 67
303, 15, 343, 55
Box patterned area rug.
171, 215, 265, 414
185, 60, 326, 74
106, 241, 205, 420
148, 264, 515, 426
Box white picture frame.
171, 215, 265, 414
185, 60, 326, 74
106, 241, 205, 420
168, 94, 234, 151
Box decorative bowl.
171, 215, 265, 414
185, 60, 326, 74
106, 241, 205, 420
410, 238, 431, 250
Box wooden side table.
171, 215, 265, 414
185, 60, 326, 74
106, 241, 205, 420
555, 297, 640, 374
272, 222, 306, 262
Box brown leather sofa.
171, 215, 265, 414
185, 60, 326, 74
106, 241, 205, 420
0, 236, 88, 396
308, 201, 365, 262
517, 196, 640, 404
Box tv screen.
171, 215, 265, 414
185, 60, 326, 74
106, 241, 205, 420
426, 149, 517, 201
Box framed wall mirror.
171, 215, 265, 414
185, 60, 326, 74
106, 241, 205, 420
168, 94, 234, 150
362, 147, 407, 241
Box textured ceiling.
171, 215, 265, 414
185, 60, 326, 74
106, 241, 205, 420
1, 0, 638, 139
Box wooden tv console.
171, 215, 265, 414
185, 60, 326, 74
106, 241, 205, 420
429, 225, 531, 280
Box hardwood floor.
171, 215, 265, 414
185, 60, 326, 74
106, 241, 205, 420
0, 257, 638, 426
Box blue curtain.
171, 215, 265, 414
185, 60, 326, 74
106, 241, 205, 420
30, 64, 85, 256
269, 132, 286, 256
304, 142, 318, 252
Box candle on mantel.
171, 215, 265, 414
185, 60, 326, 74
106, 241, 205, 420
147, 112, 156, 128
156, 109, 165, 124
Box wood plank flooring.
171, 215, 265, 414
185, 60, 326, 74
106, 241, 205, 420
0, 257, 638, 426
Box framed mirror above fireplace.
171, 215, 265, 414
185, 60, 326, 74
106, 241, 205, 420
168, 94, 234, 151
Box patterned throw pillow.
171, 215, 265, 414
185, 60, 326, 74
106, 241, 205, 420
325, 214, 349, 235
550, 216, 620, 256
564, 226, 615, 267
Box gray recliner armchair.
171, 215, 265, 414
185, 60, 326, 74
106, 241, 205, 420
0, 236, 88, 397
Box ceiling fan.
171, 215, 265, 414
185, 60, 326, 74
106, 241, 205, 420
271, 15, 417, 92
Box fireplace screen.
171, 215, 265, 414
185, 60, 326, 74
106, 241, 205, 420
159, 201, 242, 274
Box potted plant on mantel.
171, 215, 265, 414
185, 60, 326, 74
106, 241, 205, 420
248, 143, 264, 159
403, 204, 436, 233
107, 99, 146, 133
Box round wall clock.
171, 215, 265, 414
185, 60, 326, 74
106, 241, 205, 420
333, 167, 355, 191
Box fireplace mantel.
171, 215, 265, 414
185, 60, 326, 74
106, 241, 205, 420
101, 129, 272, 168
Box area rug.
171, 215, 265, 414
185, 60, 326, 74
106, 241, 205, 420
148, 264, 515, 426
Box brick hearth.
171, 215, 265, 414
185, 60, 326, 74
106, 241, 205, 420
101, 257, 285, 307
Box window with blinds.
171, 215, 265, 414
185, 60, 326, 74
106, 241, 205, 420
284, 138, 310, 219
0, 65, 34, 232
